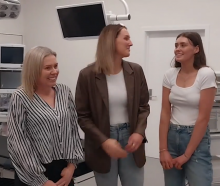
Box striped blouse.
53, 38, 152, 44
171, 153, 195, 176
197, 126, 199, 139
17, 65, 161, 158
7, 83, 84, 186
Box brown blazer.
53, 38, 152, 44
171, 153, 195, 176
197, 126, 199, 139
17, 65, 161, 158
75, 61, 150, 173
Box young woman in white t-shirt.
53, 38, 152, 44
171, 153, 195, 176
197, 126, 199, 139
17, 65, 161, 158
159, 32, 217, 186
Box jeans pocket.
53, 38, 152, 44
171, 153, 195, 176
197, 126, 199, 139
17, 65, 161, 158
167, 129, 178, 157
187, 128, 211, 153
110, 126, 117, 132
191, 136, 211, 166
187, 128, 193, 135
196, 137, 210, 152
191, 137, 212, 166
196, 129, 211, 151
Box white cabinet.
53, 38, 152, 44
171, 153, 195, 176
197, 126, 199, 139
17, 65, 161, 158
212, 156, 220, 185
210, 134, 220, 155
74, 172, 96, 186
75, 177, 96, 186
74, 173, 123, 186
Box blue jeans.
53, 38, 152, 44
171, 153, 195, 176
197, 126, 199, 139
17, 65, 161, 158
164, 123, 213, 186
94, 123, 144, 186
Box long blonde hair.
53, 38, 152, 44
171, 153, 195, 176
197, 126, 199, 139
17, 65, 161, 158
21, 46, 56, 98
94, 24, 126, 75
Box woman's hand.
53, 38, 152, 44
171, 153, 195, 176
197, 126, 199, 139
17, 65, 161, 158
173, 154, 190, 170
160, 150, 174, 170
56, 164, 75, 186
125, 133, 143, 153
43, 180, 56, 186
102, 139, 127, 159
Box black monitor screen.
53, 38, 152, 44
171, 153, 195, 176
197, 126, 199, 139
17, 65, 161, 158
0, 70, 21, 89
1, 47, 24, 64
57, 3, 106, 38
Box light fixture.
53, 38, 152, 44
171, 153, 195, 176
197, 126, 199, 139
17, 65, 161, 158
0, 0, 21, 19
106, 0, 131, 23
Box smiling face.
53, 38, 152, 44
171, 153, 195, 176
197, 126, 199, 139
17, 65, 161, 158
174, 36, 199, 64
115, 28, 133, 58
36, 55, 59, 88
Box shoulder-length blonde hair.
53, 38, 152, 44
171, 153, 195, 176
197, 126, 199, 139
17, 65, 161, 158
94, 24, 126, 75
21, 46, 56, 98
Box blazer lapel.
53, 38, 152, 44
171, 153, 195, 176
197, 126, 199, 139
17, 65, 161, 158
95, 73, 109, 111
123, 61, 134, 124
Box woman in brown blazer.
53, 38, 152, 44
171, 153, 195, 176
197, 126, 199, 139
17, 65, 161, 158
75, 24, 150, 186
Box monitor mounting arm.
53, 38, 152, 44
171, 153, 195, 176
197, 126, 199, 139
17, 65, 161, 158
107, 0, 131, 22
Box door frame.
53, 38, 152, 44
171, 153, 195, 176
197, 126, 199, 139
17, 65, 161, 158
142, 25, 210, 76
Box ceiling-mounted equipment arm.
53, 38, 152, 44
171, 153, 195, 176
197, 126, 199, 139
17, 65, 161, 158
109, 0, 131, 21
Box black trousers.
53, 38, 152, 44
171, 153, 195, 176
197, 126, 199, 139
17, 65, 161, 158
14, 160, 74, 186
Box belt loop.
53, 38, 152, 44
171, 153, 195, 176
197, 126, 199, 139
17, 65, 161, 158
187, 126, 190, 133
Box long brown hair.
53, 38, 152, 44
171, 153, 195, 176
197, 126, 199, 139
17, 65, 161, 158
94, 24, 127, 75
173, 32, 206, 69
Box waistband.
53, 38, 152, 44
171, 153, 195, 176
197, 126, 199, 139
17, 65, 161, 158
170, 123, 195, 129
110, 123, 130, 130
170, 123, 210, 131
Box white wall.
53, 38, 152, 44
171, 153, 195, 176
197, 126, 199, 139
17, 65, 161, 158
22, 0, 220, 92
0, 0, 25, 44
23, 0, 99, 94
22, 0, 220, 140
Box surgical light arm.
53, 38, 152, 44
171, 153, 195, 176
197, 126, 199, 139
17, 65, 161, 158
107, 0, 131, 22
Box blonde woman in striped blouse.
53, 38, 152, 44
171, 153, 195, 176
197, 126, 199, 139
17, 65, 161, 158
7, 46, 83, 186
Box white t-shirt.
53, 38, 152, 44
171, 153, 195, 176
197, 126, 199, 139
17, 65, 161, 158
106, 70, 129, 126
163, 67, 217, 126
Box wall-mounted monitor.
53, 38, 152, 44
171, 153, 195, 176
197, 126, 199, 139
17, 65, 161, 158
0, 44, 24, 68
0, 69, 21, 90
56, 1, 108, 39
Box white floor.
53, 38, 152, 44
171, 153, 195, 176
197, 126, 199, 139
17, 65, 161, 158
118, 156, 220, 186
145, 156, 220, 186
144, 157, 164, 185
1, 156, 220, 186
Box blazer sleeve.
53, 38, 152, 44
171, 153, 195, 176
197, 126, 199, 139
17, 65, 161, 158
7, 93, 48, 186
75, 71, 108, 148
135, 66, 150, 142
